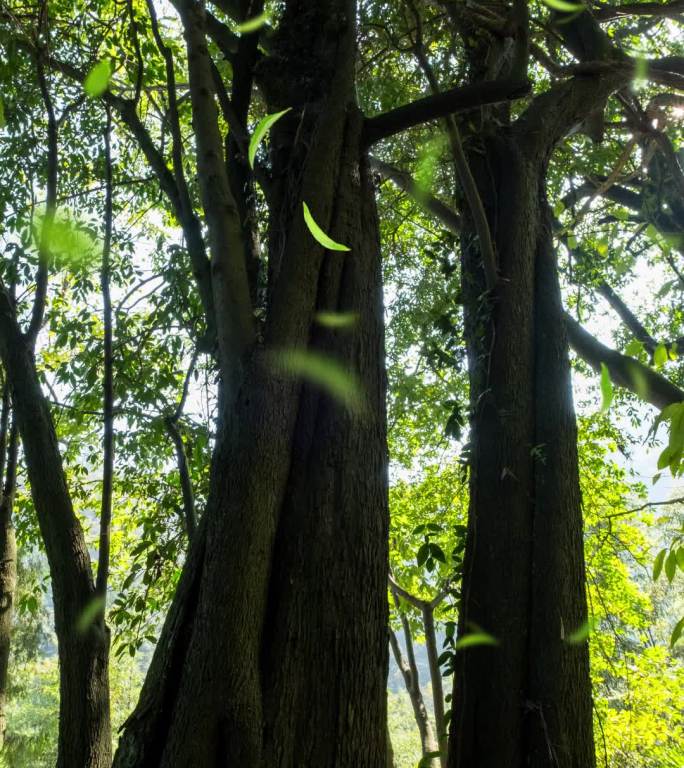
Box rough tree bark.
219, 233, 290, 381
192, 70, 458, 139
447, 12, 628, 765
113, 2, 389, 766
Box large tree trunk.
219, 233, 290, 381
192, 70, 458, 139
114, 2, 389, 766
0, 311, 111, 768
448, 126, 594, 767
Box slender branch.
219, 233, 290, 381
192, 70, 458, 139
370, 157, 462, 233
172, 0, 254, 397
27, 47, 58, 346
565, 313, 684, 409
363, 78, 530, 146
594, 0, 684, 20
164, 417, 197, 539
596, 283, 658, 354
607, 496, 684, 519
96, 109, 115, 599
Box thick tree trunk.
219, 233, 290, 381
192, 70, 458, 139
448, 130, 594, 768
114, 3, 389, 766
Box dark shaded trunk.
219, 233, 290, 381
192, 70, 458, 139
113, 2, 389, 766
448, 129, 594, 768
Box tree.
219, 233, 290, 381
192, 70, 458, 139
0, 0, 683, 766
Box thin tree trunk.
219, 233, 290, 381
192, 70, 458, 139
422, 603, 446, 767
389, 625, 438, 760
0, 389, 17, 747
0, 302, 111, 768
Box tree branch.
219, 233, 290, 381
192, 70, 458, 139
565, 313, 684, 409
96, 110, 115, 599
363, 78, 530, 146
594, 0, 684, 20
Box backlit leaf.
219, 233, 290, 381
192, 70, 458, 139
248, 108, 290, 169
671, 616, 684, 647
84, 60, 113, 98
271, 348, 364, 412
653, 549, 666, 580
542, 0, 584, 9
654, 343, 668, 367
600, 363, 613, 413
566, 618, 597, 644
302, 202, 351, 252
235, 12, 269, 34
314, 311, 359, 329
455, 631, 498, 650
76, 595, 106, 633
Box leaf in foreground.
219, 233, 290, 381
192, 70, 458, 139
565, 618, 597, 644
600, 362, 613, 413
455, 631, 498, 650
84, 60, 113, 98
248, 108, 290, 169
235, 12, 269, 34
314, 311, 359, 329
271, 349, 364, 412
302, 202, 351, 252
76, 595, 106, 633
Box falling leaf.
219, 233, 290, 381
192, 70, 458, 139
235, 12, 269, 34
541, 0, 585, 10
84, 60, 113, 98
271, 348, 364, 412
455, 631, 498, 650
76, 595, 106, 633
600, 362, 613, 413
314, 311, 359, 329
302, 202, 351, 252
248, 108, 291, 169
566, 618, 597, 644
37, 214, 99, 270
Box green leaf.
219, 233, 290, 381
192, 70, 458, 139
314, 311, 359, 329
235, 12, 269, 34
625, 339, 644, 358
416, 542, 431, 567
270, 348, 364, 412
248, 108, 290, 169
455, 631, 498, 650
430, 542, 446, 563
653, 548, 666, 580
302, 202, 351, 252
566, 618, 597, 644
0, 96, 5, 129
664, 550, 677, 582
600, 363, 613, 413
542, 0, 584, 9
37, 214, 99, 270
75, 595, 106, 633
84, 60, 113, 98
671, 616, 684, 647
677, 547, 684, 571
653, 343, 668, 368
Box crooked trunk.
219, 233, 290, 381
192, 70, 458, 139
448, 132, 594, 768
114, 3, 388, 766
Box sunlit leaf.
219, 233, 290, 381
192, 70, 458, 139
75, 595, 106, 633
271, 348, 364, 412
566, 618, 597, 644
455, 631, 498, 650
654, 343, 668, 368
600, 363, 613, 413
671, 616, 684, 647
84, 60, 113, 98
314, 311, 359, 329
625, 339, 644, 358
541, 0, 584, 10
248, 108, 290, 169
235, 12, 269, 34
302, 202, 351, 252
37, 214, 99, 270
